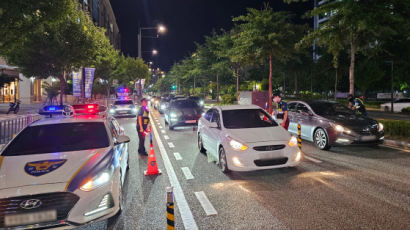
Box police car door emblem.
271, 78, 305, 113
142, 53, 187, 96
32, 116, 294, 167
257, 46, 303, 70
25, 159, 67, 176
20, 199, 42, 209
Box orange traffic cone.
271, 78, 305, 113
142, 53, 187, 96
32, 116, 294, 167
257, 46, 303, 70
144, 143, 162, 176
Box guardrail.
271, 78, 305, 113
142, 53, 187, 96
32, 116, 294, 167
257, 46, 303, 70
0, 114, 42, 144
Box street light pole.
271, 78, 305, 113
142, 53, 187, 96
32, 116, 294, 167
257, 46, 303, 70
391, 61, 394, 113
138, 28, 142, 58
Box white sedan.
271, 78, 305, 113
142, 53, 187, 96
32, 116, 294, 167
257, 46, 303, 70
0, 108, 129, 229
380, 98, 410, 112
197, 105, 302, 173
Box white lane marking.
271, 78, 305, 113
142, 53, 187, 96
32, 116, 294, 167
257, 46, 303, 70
194, 191, 218, 216
161, 130, 166, 134
164, 135, 170, 140
168, 142, 175, 148
181, 167, 195, 180
159, 125, 163, 129
304, 155, 323, 164
174, 152, 182, 160
382, 144, 410, 153
150, 113, 198, 230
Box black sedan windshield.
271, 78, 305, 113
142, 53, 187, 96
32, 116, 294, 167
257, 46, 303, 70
222, 109, 278, 129
171, 100, 198, 108
2, 122, 109, 156
308, 102, 354, 116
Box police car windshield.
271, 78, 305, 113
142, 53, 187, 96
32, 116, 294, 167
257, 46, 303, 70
114, 100, 133, 105
308, 102, 353, 116
222, 109, 278, 129
2, 122, 109, 156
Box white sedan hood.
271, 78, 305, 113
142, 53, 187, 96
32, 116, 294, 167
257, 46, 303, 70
228, 126, 291, 143
0, 147, 110, 190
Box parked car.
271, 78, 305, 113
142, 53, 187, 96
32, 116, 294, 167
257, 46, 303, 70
164, 99, 201, 130
287, 100, 384, 150
197, 105, 301, 173
380, 98, 410, 112
159, 97, 171, 114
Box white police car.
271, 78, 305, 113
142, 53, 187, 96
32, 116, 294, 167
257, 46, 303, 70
109, 98, 138, 117
0, 105, 130, 229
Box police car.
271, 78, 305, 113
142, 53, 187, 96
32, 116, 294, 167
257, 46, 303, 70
109, 98, 138, 117
0, 105, 130, 229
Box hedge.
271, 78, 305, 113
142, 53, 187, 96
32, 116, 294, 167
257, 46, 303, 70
378, 119, 410, 138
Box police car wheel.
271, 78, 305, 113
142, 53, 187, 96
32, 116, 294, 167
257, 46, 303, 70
314, 128, 331, 150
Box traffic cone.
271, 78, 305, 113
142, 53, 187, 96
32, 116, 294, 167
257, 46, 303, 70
144, 143, 162, 176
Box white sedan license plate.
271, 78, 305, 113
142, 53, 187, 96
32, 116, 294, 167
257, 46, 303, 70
185, 120, 196, 124
361, 135, 376, 141
4, 210, 57, 227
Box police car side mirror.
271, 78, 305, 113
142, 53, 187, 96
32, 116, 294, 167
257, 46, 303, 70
115, 135, 130, 145
209, 122, 220, 129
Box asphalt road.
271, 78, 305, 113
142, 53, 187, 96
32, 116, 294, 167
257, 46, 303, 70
78, 109, 410, 230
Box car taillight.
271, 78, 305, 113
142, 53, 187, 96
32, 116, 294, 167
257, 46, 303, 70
88, 105, 95, 109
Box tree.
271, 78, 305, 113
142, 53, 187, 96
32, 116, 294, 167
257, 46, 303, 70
113, 55, 149, 89
232, 6, 306, 113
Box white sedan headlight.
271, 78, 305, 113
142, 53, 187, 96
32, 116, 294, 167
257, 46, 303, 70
109, 108, 116, 114
80, 171, 112, 192
288, 136, 298, 147
378, 122, 384, 132
229, 138, 248, 151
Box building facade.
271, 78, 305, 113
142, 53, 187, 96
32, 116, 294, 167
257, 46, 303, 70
78, 0, 121, 50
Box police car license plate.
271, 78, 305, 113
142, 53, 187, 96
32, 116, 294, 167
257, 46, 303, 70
4, 210, 57, 227
119, 111, 128, 114
361, 135, 376, 141
185, 120, 196, 124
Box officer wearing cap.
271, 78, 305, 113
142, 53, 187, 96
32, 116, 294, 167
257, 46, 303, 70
272, 92, 290, 130
137, 98, 150, 155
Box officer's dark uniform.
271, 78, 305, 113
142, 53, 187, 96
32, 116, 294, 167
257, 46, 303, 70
137, 106, 150, 155
349, 97, 367, 116
275, 100, 289, 130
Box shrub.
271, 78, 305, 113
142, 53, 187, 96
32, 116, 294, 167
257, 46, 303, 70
221, 94, 236, 105
401, 107, 410, 114
378, 119, 410, 138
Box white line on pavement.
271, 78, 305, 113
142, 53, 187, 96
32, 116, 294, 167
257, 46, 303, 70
181, 167, 195, 180
164, 135, 170, 140
194, 191, 218, 216
159, 125, 163, 129
149, 113, 198, 230
168, 142, 175, 148
161, 130, 166, 134
174, 152, 182, 160
304, 155, 323, 164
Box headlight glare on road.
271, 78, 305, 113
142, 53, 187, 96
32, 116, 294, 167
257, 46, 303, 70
288, 136, 298, 147
229, 139, 248, 151
80, 171, 111, 192
294, 151, 302, 162
378, 122, 384, 132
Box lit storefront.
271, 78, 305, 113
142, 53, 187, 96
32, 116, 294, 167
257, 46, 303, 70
0, 66, 20, 103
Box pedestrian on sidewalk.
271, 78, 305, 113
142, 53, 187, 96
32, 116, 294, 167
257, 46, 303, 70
137, 98, 150, 156
272, 92, 289, 130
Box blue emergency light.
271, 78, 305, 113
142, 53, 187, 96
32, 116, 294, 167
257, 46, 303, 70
47, 106, 56, 111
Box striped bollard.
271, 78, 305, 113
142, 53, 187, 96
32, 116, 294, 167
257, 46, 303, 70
166, 187, 175, 230
297, 124, 302, 150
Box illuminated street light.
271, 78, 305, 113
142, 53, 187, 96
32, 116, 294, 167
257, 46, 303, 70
152, 49, 158, 55
158, 25, 167, 33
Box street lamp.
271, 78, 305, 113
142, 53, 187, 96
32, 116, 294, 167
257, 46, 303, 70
138, 24, 166, 58
152, 49, 158, 55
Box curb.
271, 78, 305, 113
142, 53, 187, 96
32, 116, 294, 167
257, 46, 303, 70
384, 139, 410, 150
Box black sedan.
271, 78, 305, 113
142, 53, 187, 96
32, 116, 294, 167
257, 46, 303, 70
287, 100, 384, 150
164, 99, 202, 130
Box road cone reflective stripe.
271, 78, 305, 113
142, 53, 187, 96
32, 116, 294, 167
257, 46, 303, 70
144, 143, 162, 176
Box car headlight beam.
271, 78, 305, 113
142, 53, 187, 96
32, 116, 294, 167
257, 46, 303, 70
229, 138, 248, 151
288, 136, 298, 147
80, 171, 111, 192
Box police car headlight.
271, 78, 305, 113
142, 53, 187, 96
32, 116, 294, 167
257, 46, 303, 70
288, 136, 298, 147
80, 171, 112, 192
109, 108, 116, 114
378, 122, 384, 132
160, 104, 166, 110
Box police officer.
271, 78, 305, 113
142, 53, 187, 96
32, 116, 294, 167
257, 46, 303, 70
137, 98, 150, 155
347, 94, 367, 116
272, 92, 290, 130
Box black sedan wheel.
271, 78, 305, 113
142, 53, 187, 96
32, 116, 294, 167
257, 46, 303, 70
314, 128, 331, 150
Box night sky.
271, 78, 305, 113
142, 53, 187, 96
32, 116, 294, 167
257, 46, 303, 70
110, 0, 312, 71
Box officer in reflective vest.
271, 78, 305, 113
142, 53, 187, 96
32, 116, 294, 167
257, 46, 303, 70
137, 98, 150, 155
347, 94, 367, 116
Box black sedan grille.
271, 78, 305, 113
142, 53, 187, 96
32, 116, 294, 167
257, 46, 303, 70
253, 145, 286, 151
254, 158, 288, 167
0, 192, 79, 228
